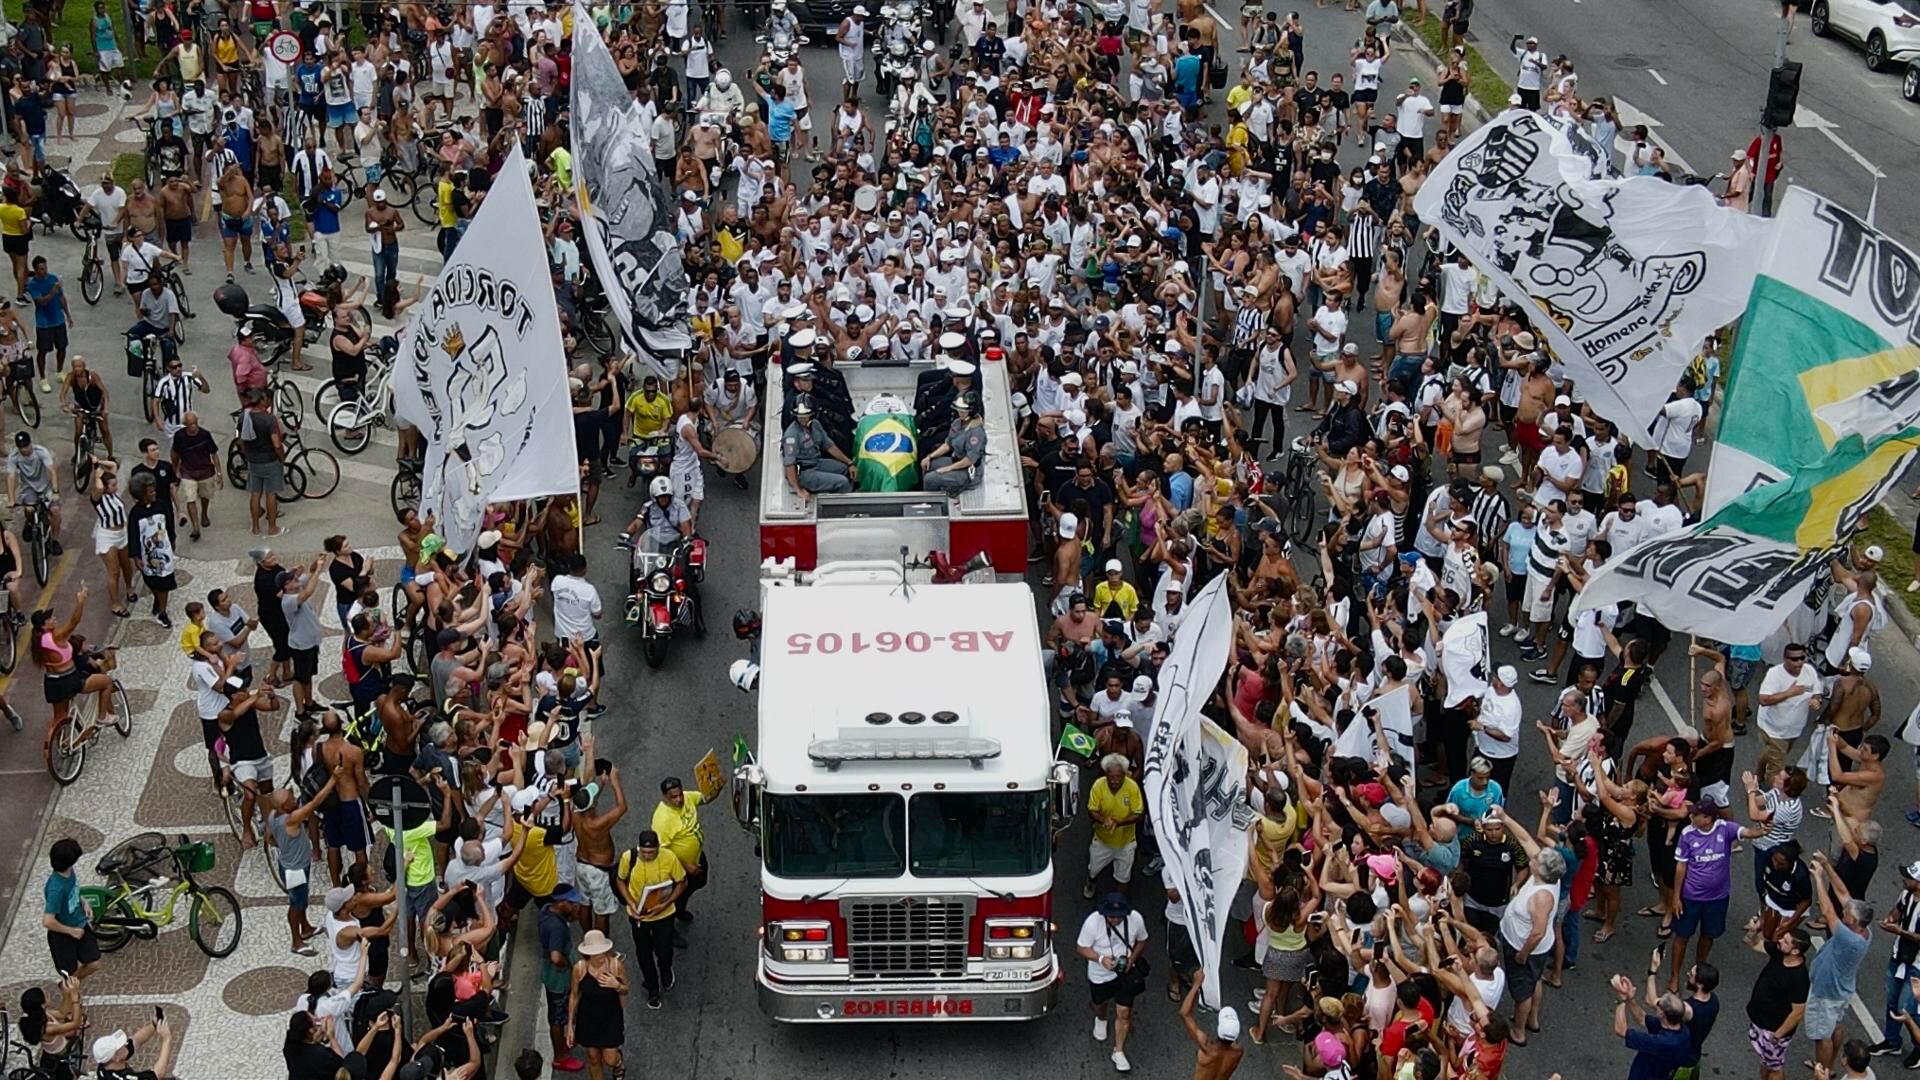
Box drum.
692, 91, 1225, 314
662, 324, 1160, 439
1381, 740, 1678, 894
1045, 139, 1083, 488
853, 184, 881, 213
712, 426, 758, 475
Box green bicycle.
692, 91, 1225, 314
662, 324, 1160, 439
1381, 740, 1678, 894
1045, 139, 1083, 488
79, 832, 244, 958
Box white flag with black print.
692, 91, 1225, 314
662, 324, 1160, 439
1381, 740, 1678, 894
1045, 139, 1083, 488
1413, 109, 1773, 436
1141, 575, 1254, 1011
570, 1, 694, 379
391, 144, 578, 554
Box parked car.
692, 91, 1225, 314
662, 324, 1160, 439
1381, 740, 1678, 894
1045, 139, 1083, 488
1906, 58, 1920, 98
1811, 0, 1920, 71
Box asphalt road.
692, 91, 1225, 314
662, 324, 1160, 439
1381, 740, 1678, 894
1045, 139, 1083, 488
552, 12, 1920, 1080
1460, 0, 1918, 232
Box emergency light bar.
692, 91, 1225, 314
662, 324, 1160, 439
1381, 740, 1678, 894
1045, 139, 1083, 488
806, 737, 1004, 770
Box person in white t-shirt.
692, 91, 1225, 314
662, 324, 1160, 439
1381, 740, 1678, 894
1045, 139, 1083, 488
1077, 896, 1150, 1072
1754, 644, 1823, 778
1393, 78, 1436, 158
1650, 382, 1703, 482
1531, 426, 1585, 508
1307, 293, 1349, 413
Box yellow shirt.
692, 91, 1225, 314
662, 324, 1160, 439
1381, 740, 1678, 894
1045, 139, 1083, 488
618, 847, 687, 922
547, 147, 572, 190
511, 822, 558, 897
1090, 581, 1139, 622
389, 819, 437, 888
1225, 83, 1255, 116
1088, 777, 1144, 849
651, 792, 705, 869
0, 204, 28, 238
179, 621, 205, 658
435, 178, 458, 229
625, 390, 673, 439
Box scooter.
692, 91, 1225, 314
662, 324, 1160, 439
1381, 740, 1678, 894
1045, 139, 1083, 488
622, 535, 709, 668
29, 165, 87, 239
212, 270, 343, 364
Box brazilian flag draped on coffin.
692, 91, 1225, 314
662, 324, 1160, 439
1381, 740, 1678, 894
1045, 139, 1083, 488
854, 409, 919, 492
1578, 187, 1920, 643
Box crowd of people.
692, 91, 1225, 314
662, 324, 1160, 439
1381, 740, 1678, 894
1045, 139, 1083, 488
0, 0, 1910, 1077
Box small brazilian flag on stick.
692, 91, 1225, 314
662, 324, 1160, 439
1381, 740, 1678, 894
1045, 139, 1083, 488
1059, 723, 1096, 758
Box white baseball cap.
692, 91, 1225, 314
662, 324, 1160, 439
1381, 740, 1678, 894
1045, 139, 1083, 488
1849, 647, 1873, 672
92, 1032, 131, 1066
1496, 665, 1519, 686
1058, 513, 1080, 539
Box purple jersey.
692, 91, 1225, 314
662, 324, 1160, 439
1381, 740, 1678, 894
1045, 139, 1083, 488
1673, 818, 1740, 902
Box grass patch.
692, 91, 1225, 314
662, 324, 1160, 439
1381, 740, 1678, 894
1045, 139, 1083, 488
46, 1, 158, 79
1860, 505, 1919, 618
1409, 18, 1512, 112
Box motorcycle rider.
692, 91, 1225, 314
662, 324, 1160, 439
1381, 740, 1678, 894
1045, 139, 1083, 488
891, 65, 938, 127
766, 0, 802, 47
780, 394, 856, 500
623, 476, 694, 556
696, 69, 746, 130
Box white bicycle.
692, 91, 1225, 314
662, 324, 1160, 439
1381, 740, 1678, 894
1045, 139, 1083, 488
324, 342, 398, 456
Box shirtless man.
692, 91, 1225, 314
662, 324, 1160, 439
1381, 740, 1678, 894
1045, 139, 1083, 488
1332, 344, 1370, 410
157, 174, 197, 273
1373, 250, 1406, 372
1508, 349, 1555, 484
1387, 289, 1436, 393
1825, 727, 1887, 831
122, 179, 161, 241
216, 161, 254, 280
315, 709, 372, 886
1826, 649, 1882, 747
376, 672, 420, 766
1180, 982, 1245, 1079
570, 761, 628, 935
1686, 642, 1737, 807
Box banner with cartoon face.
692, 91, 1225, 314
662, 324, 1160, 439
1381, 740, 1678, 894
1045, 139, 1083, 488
391, 145, 578, 553
1414, 109, 1773, 437
570, 2, 694, 380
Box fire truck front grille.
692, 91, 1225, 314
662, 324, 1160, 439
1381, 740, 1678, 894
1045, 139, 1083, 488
843, 897, 970, 979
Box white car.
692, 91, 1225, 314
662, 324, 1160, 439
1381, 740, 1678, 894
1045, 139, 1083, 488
1811, 0, 1920, 71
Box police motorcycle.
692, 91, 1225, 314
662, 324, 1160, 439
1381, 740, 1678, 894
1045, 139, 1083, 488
618, 477, 710, 669
874, 3, 922, 98
756, 0, 809, 66
692, 70, 747, 186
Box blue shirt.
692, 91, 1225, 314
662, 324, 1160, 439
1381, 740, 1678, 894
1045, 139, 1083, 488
1626, 1017, 1692, 1080
226, 125, 255, 175
14, 94, 46, 138
1446, 777, 1503, 826
1168, 471, 1194, 511
312, 188, 345, 236
1809, 921, 1870, 1001
44, 869, 84, 928
764, 99, 795, 143
26, 274, 63, 328
1501, 521, 1535, 576
1173, 54, 1203, 94
988, 145, 1022, 168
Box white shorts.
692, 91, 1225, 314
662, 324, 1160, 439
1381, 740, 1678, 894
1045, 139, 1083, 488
1525, 569, 1557, 623
232, 756, 275, 786
674, 461, 705, 504
574, 862, 621, 917
1088, 837, 1137, 883
94, 526, 127, 555
1440, 104, 1465, 115
429, 79, 455, 100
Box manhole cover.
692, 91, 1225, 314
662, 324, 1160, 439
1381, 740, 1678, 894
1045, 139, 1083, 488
1613, 54, 1652, 68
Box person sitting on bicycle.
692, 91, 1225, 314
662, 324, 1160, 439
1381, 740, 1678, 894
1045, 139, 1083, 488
17, 979, 86, 1074
209, 17, 255, 98
329, 301, 371, 405
59, 357, 113, 460
126, 272, 181, 367
30, 585, 117, 739
0, 518, 23, 618
7, 430, 60, 557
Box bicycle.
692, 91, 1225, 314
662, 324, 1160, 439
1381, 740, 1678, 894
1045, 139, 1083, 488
1281, 436, 1321, 545
69, 409, 105, 494
0, 568, 25, 675
44, 646, 131, 786
226, 423, 340, 502
390, 455, 422, 523
80, 831, 244, 958
327, 362, 397, 455
0, 1002, 87, 1079
311, 331, 390, 422
15, 498, 53, 585
1, 356, 39, 428
216, 735, 292, 895
78, 217, 105, 305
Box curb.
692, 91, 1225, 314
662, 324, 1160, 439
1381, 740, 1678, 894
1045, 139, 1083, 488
1878, 581, 1920, 649
1391, 23, 1493, 129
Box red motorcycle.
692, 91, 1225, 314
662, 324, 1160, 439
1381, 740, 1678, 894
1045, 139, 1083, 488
624, 535, 709, 668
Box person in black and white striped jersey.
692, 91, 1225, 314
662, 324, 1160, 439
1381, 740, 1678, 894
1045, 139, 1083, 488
1346, 198, 1383, 311
1519, 497, 1570, 666
150, 355, 209, 443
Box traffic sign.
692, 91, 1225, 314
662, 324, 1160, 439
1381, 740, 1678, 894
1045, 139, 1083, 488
267, 31, 302, 65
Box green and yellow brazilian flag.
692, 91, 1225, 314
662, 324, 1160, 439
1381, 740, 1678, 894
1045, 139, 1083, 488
854, 412, 919, 492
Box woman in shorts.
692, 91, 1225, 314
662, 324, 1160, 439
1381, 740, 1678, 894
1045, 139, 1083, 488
89, 463, 138, 618
31, 590, 119, 739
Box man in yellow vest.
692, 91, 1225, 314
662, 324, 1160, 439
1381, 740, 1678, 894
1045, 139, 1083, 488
652, 777, 707, 937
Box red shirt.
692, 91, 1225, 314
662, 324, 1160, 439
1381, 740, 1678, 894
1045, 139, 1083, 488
1569, 834, 1600, 909
1379, 999, 1437, 1059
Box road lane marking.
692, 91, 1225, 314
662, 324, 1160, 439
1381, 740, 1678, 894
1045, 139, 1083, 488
1792, 105, 1887, 179
1647, 68, 1667, 85
1611, 95, 1695, 174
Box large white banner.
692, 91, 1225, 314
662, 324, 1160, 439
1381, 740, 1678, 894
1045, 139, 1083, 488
570, 2, 693, 379
1413, 109, 1773, 436
391, 145, 578, 554
1332, 684, 1415, 769
1141, 576, 1252, 1010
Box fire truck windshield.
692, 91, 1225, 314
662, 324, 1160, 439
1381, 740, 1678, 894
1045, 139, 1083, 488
764, 793, 907, 879
907, 791, 1050, 877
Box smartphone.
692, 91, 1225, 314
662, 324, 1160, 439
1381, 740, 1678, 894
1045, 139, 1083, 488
154, 1005, 165, 1022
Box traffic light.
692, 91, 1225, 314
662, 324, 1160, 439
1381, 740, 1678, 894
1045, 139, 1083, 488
1763, 61, 1802, 128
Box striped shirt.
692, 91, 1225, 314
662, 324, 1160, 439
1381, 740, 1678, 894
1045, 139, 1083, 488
1470, 489, 1509, 559
94, 491, 127, 530
154, 372, 196, 429
1348, 211, 1383, 260
1232, 303, 1267, 348
1526, 522, 1567, 579
522, 93, 547, 140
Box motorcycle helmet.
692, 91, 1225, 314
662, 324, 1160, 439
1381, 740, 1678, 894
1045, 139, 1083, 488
772, 0, 786, 8
732, 608, 762, 639
729, 659, 760, 693
792, 393, 816, 418
714, 69, 733, 90
953, 391, 979, 415
649, 476, 673, 498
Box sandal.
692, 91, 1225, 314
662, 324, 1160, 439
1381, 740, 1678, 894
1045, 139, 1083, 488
1507, 1035, 1529, 1048
1593, 928, 1615, 943
1636, 905, 1665, 918
1732, 721, 1749, 737
111, 607, 130, 618
1657, 922, 1673, 940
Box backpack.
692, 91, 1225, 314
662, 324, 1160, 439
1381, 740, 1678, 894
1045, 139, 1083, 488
300, 755, 340, 813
